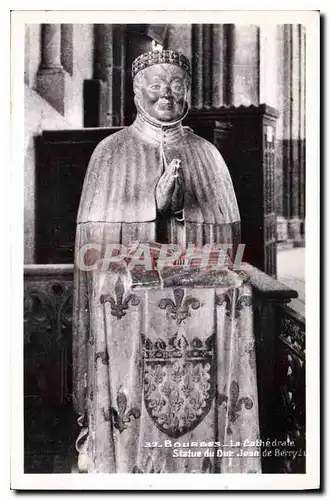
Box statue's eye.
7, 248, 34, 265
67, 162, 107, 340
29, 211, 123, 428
171, 82, 183, 92
150, 84, 161, 90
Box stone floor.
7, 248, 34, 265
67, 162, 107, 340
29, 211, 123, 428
277, 246, 305, 317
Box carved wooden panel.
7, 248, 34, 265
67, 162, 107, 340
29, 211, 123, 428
24, 267, 75, 472
35, 128, 122, 264
274, 305, 306, 473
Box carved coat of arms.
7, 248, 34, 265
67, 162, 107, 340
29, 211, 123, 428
142, 319, 215, 438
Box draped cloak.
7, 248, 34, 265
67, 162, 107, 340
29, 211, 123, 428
71, 111, 254, 474
76, 111, 240, 247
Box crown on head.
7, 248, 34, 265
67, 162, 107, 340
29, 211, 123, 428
132, 50, 191, 79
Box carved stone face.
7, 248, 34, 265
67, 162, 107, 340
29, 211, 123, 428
137, 63, 188, 122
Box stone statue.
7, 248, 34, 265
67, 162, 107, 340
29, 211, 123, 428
72, 51, 253, 474
77, 50, 240, 249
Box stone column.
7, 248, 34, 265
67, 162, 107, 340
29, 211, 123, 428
40, 24, 62, 68
211, 24, 230, 107
60, 24, 73, 75
112, 25, 126, 126
259, 25, 278, 108
288, 24, 302, 244
191, 24, 204, 108
202, 24, 213, 108
229, 25, 260, 106
190, 24, 259, 108
93, 24, 114, 126
275, 25, 287, 241
36, 24, 66, 114
84, 24, 126, 127
93, 24, 113, 82
277, 24, 305, 246
281, 24, 292, 225
191, 24, 231, 108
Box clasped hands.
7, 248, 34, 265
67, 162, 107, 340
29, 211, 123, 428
155, 159, 184, 215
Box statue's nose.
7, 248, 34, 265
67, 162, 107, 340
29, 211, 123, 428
161, 85, 172, 98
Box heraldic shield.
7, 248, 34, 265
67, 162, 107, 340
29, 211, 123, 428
142, 329, 216, 439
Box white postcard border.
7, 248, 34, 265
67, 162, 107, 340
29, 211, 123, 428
10, 9, 320, 490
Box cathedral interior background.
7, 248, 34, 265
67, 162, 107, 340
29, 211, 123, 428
24, 24, 306, 473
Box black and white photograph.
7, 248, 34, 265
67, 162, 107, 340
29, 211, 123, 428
10, 9, 319, 490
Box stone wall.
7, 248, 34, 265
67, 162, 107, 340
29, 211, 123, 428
24, 24, 94, 263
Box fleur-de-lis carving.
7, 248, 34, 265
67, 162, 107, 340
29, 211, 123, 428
215, 291, 252, 319
100, 276, 140, 319
216, 380, 253, 434
102, 387, 141, 433
158, 288, 201, 325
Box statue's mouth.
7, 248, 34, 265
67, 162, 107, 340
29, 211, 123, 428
157, 100, 174, 110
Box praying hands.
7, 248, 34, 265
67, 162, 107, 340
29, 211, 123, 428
155, 158, 184, 214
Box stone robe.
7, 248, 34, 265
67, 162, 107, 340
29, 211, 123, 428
76, 111, 240, 248
72, 111, 252, 473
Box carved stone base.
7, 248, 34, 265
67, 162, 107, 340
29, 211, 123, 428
277, 217, 305, 247
288, 218, 305, 247
36, 67, 69, 116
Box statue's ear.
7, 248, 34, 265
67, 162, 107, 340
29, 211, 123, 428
185, 75, 191, 92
